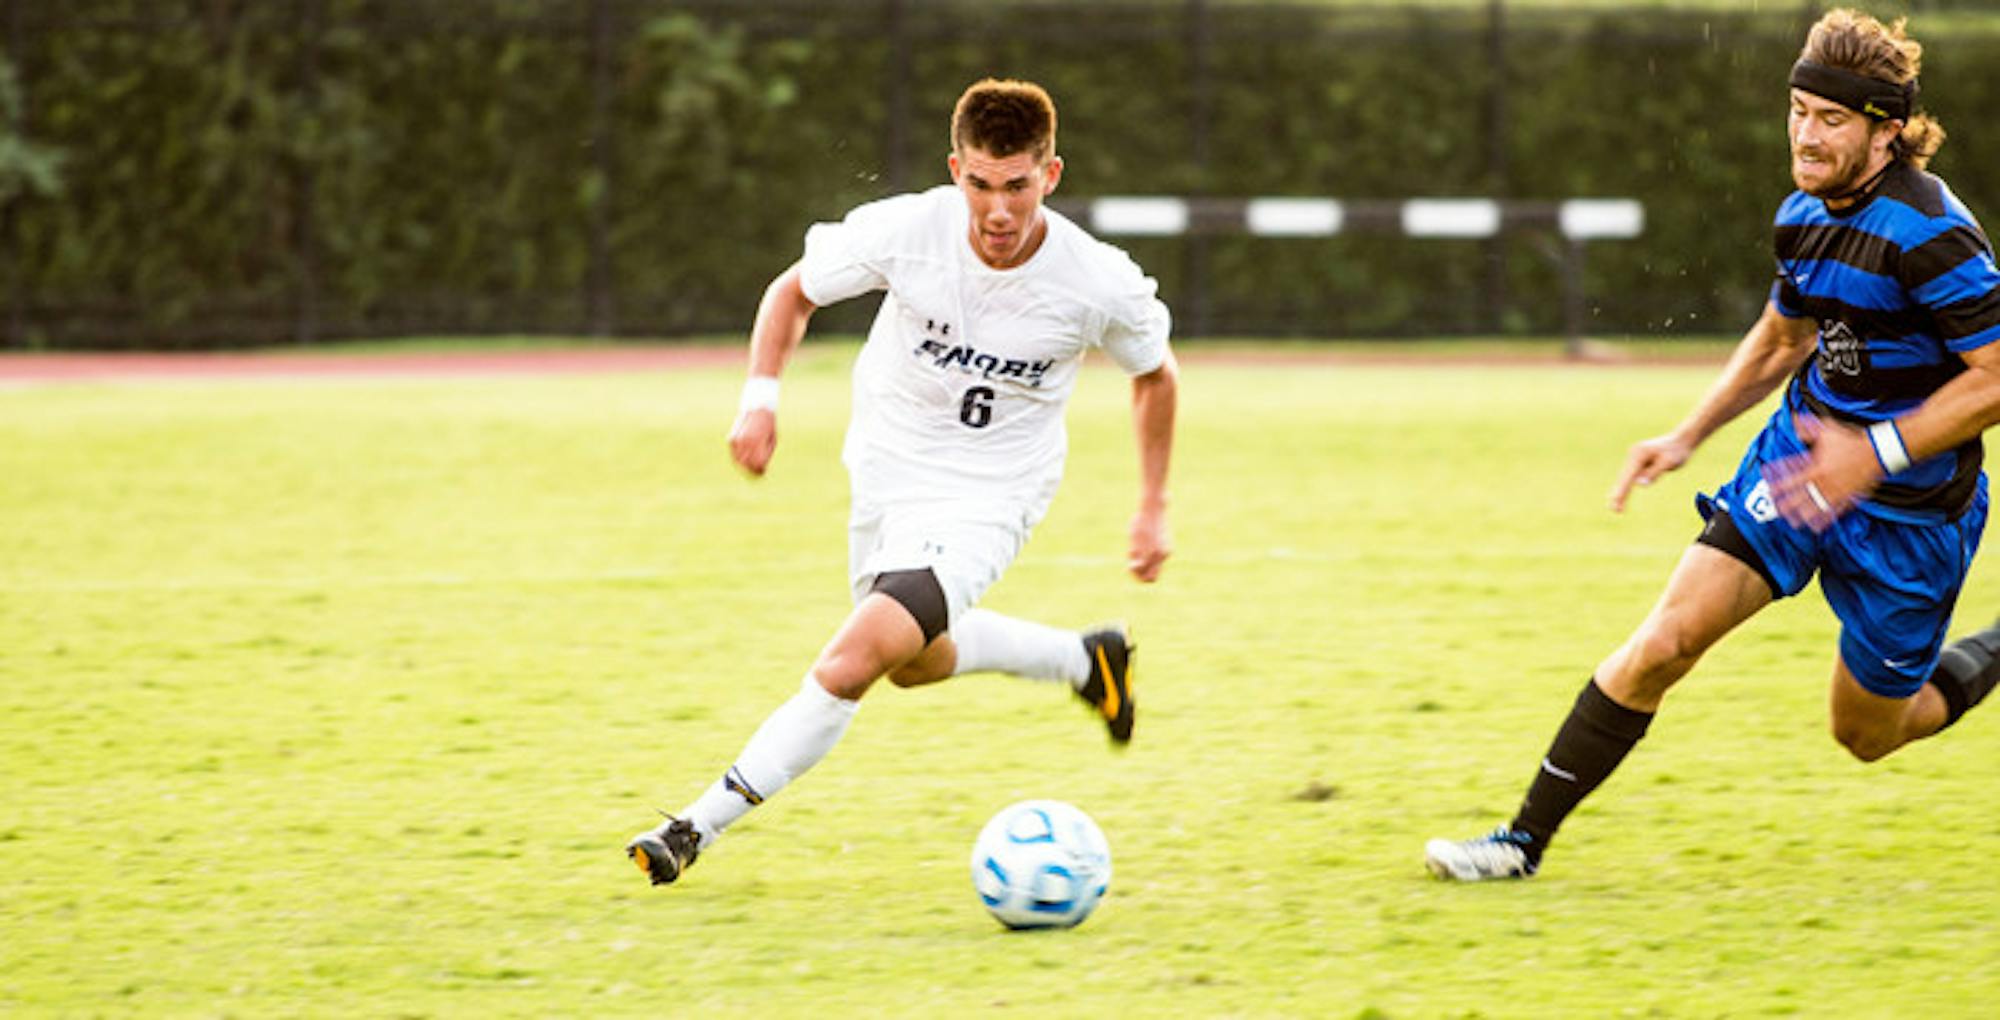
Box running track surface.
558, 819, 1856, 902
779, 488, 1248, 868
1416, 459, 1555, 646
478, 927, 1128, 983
0, 346, 745, 384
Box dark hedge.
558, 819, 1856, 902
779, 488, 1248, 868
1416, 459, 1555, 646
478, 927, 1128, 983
6, 1, 1998, 348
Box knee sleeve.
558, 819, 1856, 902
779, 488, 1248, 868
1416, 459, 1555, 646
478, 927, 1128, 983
870, 568, 948, 645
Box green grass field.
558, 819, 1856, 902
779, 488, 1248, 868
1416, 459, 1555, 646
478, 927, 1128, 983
6, 343, 1999, 1018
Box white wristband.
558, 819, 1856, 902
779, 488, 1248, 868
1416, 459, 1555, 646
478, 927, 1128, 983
739, 375, 781, 415
1868, 420, 1912, 474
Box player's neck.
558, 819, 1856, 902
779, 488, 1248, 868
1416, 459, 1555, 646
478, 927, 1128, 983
1824, 153, 1896, 211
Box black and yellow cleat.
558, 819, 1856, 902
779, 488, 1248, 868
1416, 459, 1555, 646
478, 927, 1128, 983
626, 816, 701, 886
1077, 626, 1135, 745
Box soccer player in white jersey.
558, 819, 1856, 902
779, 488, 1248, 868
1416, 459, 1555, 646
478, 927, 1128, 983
628, 78, 1179, 887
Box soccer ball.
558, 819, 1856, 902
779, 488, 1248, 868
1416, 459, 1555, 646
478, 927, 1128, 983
969, 799, 1112, 930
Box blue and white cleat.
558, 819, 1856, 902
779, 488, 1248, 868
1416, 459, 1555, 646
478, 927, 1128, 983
1424, 827, 1538, 881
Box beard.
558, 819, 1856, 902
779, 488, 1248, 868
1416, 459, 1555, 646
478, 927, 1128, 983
1792, 141, 1875, 198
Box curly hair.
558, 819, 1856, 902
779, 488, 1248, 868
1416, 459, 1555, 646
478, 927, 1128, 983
950, 79, 1057, 163
1800, 8, 1944, 169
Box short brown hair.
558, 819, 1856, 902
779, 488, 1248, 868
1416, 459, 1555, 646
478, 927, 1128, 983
950, 79, 1057, 163
1800, 8, 1944, 169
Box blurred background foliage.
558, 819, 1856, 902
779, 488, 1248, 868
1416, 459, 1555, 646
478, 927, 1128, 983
5, 0, 1999, 348
0, 55, 61, 205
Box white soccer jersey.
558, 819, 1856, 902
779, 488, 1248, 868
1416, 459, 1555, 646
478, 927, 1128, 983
798, 185, 1171, 518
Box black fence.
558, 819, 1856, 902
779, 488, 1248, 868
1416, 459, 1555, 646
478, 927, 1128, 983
4, 0, 1998, 348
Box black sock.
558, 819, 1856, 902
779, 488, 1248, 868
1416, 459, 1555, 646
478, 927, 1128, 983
1509, 678, 1654, 857
1930, 621, 2000, 730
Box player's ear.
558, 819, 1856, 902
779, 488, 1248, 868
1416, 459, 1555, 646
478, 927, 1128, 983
948, 151, 961, 182
1873, 118, 1903, 155
1042, 155, 1063, 196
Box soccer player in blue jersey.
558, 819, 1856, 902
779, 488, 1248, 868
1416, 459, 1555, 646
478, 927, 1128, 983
1427, 8, 2000, 881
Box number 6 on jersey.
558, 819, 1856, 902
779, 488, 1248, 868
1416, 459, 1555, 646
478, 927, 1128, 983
959, 385, 995, 428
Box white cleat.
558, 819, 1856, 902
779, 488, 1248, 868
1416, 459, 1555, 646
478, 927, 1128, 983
1424, 827, 1538, 881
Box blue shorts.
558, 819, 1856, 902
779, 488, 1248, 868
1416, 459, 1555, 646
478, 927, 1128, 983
1701, 411, 1988, 699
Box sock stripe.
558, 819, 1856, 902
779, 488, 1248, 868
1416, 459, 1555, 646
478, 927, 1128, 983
723, 766, 765, 806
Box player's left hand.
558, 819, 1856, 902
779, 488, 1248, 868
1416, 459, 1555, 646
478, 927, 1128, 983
1765, 411, 1882, 532
1127, 505, 1171, 583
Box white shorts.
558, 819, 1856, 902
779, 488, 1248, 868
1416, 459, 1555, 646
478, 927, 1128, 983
848, 498, 1037, 626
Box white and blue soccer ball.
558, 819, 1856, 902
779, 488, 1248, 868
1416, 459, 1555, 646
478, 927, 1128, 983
970, 799, 1112, 930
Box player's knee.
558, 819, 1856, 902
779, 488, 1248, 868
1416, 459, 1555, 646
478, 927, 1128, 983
809, 647, 883, 699
884, 634, 955, 687
885, 661, 943, 687
1630, 616, 1704, 684
1829, 719, 1897, 763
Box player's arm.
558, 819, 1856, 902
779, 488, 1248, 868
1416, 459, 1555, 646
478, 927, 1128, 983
1769, 340, 2000, 530
730, 262, 819, 477
1126, 350, 1178, 583
1890, 341, 2000, 456
1607, 301, 1819, 511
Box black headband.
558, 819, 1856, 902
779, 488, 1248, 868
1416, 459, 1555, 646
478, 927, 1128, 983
1790, 60, 1918, 121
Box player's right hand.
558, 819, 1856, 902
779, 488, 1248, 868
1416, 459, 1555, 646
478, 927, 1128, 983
1607, 433, 1694, 513
729, 409, 777, 477
1126, 504, 1171, 583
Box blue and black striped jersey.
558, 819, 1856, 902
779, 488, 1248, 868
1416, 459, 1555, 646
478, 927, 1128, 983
1770, 160, 2000, 517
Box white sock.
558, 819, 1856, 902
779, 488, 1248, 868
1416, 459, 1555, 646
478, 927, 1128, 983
951, 608, 1090, 687
680, 674, 858, 849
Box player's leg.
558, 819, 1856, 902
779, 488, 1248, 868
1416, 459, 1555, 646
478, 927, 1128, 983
1513, 542, 1770, 833
630, 500, 992, 884
823, 571, 946, 697
1427, 513, 1777, 882
1822, 622, 2000, 759
629, 589, 932, 886
884, 635, 957, 688
945, 610, 1134, 742
942, 609, 1090, 685
1929, 617, 2000, 728
1591, 543, 1773, 710
883, 609, 1133, 743
879, 566, 967, 689
870, 500, 1136, 741
1822, 497, 1991, 761
1827, 657, 1946, 762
